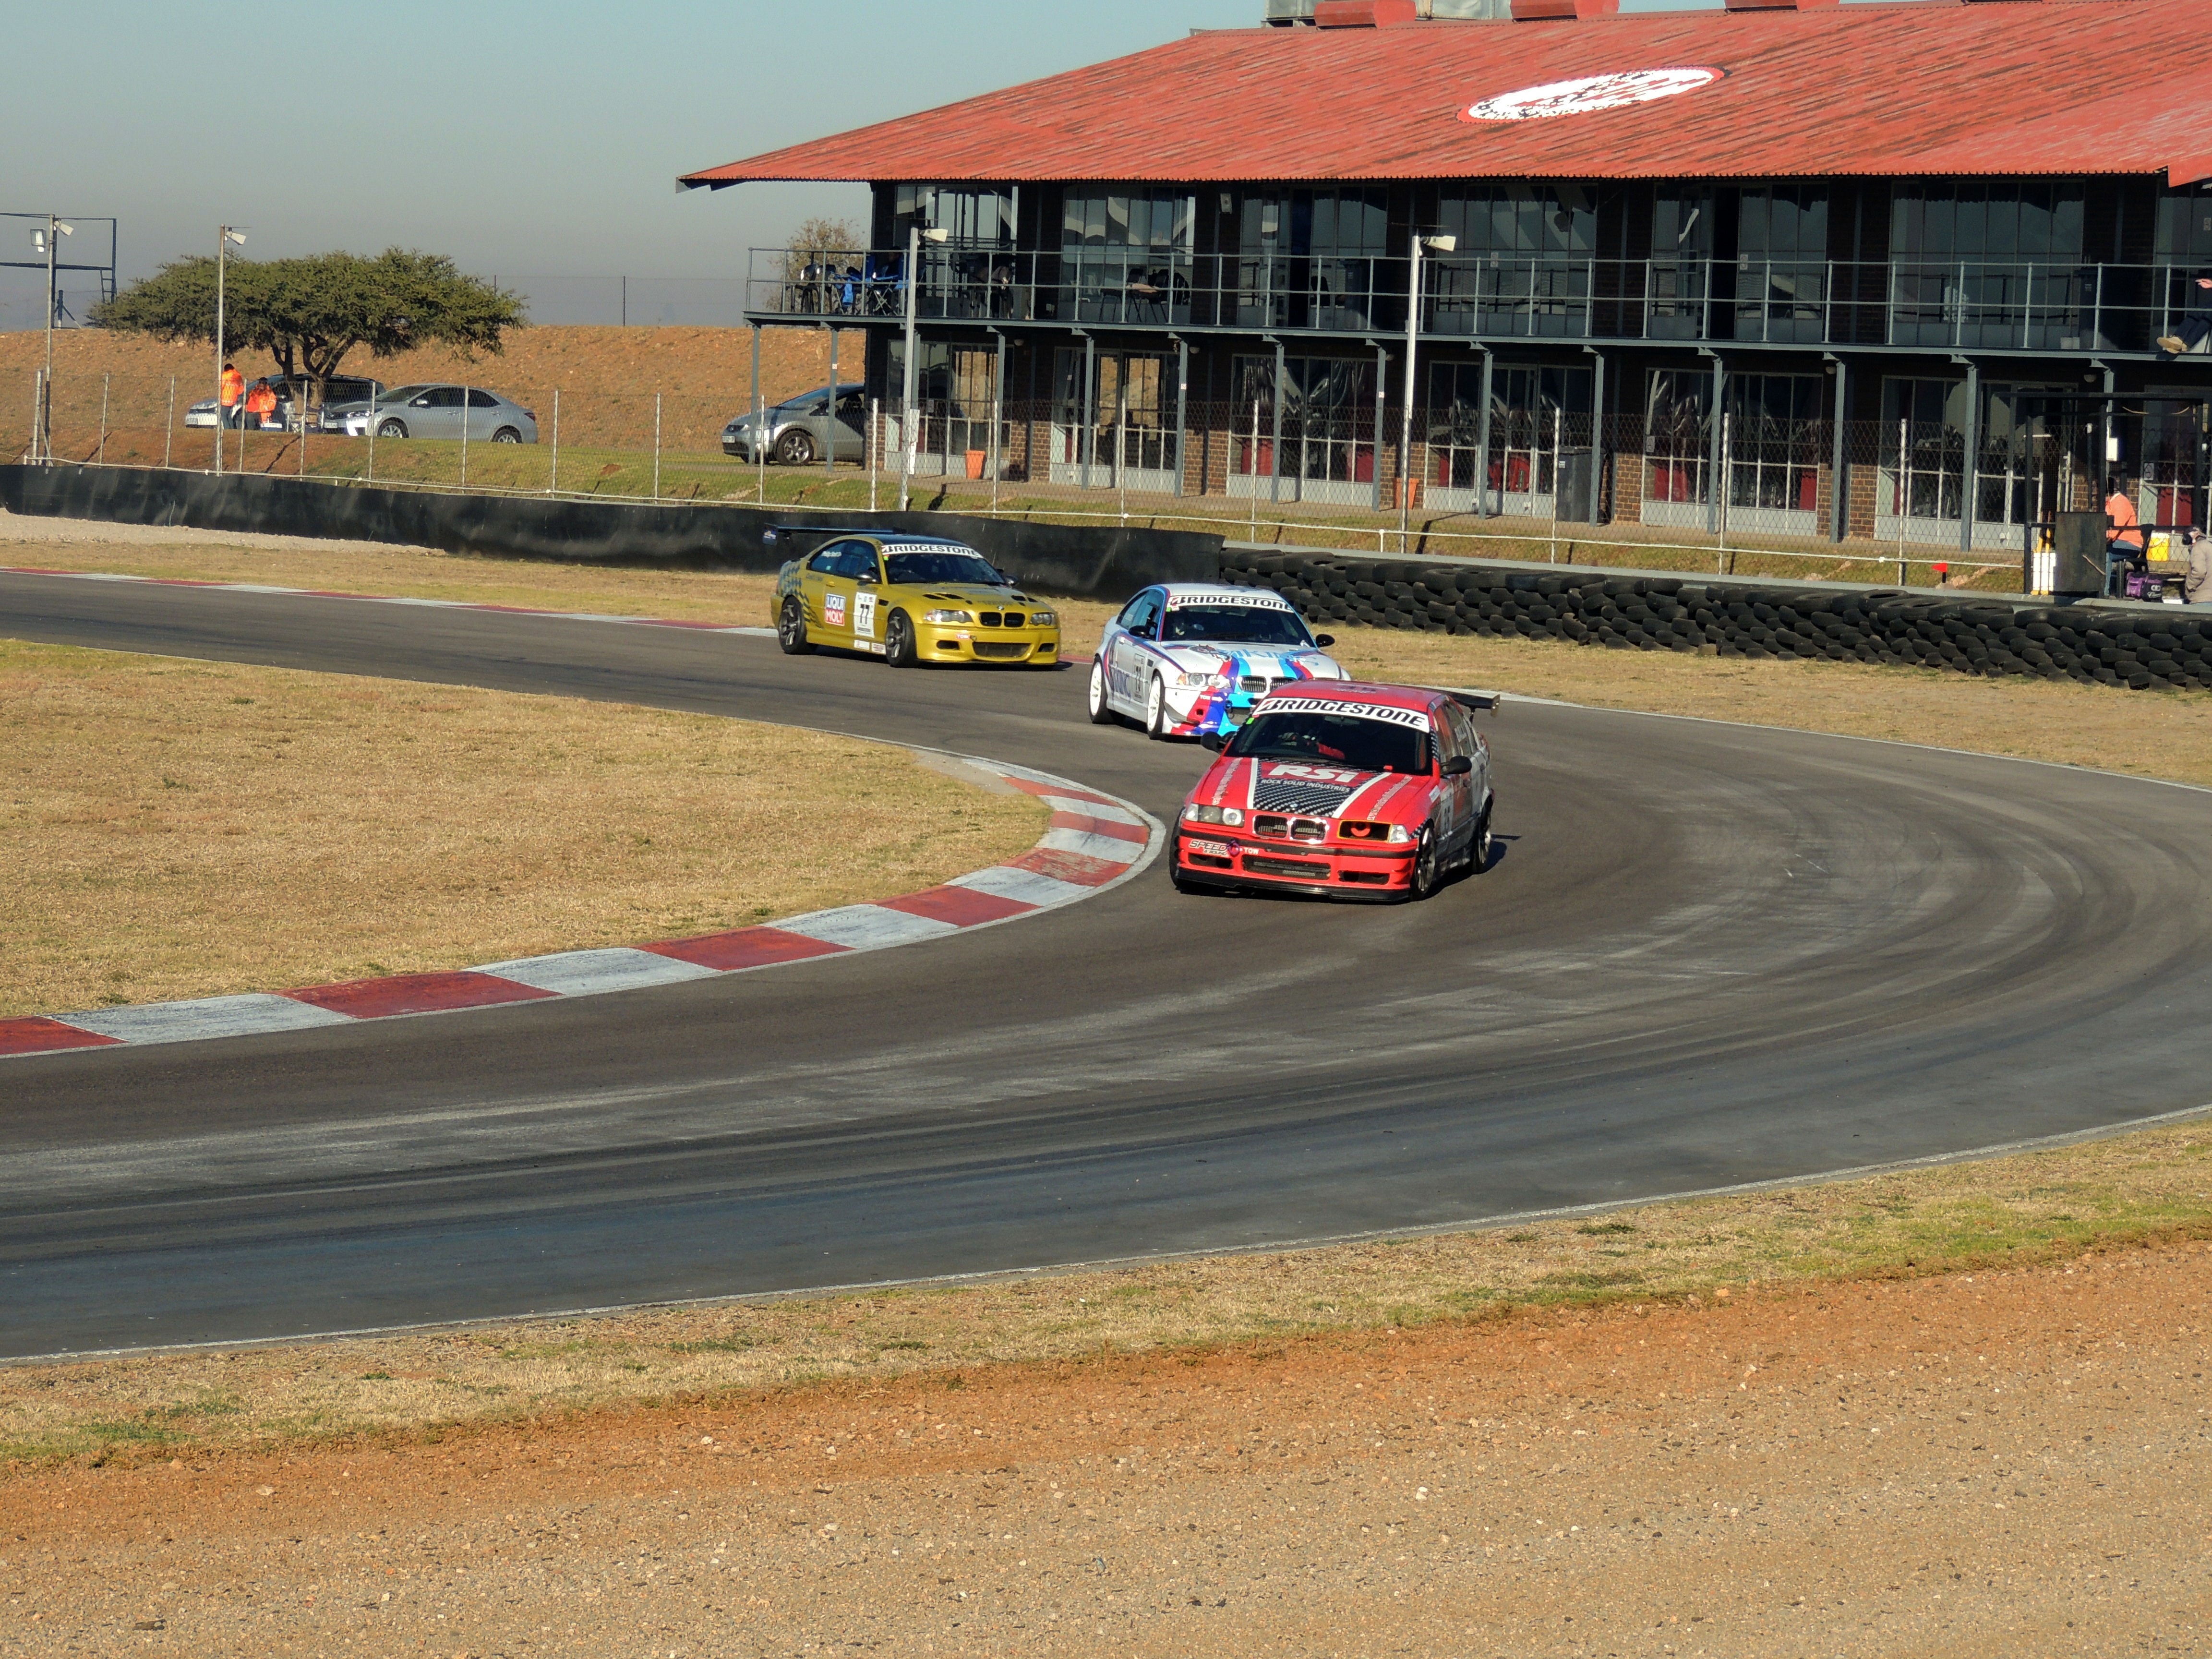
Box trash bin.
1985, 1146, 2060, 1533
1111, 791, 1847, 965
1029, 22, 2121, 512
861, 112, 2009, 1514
2048, 509, 2107, 596
964, 449, 987, 480
1556, 446, 1596, 524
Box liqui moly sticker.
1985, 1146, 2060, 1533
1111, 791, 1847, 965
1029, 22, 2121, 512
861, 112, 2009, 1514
1462, 67, 1722, 123
825, 592, 848, 628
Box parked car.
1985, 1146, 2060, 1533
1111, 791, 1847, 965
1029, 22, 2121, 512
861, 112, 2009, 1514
722, 383, 866, 465
184, 374, 384, 432
325, 385, 539, 443
1171, 680, 1494, 902
1088, 582, 1345, 740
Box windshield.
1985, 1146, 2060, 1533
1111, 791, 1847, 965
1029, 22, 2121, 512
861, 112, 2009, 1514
884, 548, 1007, 587
368, 385, 430, 405
1227, 709, 1431, 775
1162, 604, 1313, 647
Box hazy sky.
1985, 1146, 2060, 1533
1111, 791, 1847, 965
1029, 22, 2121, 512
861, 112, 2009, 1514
5, 0, 1726, 328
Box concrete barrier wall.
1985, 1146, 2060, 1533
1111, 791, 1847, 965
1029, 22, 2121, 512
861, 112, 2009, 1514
0, 465, 1222, 601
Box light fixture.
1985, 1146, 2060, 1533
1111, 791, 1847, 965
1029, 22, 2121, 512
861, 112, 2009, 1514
921, 227, 949, 243
1421, 234, 1457, 253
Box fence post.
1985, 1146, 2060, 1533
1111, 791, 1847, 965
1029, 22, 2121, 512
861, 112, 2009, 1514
1897, 415, 1909, 585
367, 386, 377, 484
653, 392, 662, 500
460, 384, 470, 488
96, 373, 110, 466
163, 376, 175, 470
1549, 404, 1561, 565
550, 387, 560, 494
869, 396, 879, 512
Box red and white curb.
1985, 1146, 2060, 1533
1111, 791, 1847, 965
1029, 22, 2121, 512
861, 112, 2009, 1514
0, 757, 1160, 1060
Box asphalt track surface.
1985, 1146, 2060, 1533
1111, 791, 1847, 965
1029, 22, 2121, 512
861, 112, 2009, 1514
5, 569, 2212, 1359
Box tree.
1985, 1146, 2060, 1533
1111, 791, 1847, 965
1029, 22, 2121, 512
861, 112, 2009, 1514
94, 249, 527, 414
779, 216, 864, 313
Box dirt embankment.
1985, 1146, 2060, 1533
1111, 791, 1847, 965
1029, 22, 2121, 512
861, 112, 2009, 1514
0, 324, 867, 459
6, 1241, 2205, 1656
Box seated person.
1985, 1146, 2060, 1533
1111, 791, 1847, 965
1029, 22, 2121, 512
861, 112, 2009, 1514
2158, 270, 2212, 355
2106, 480, 2146, 594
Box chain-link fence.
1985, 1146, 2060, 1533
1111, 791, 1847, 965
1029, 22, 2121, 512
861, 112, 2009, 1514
12, 362, 2205, 597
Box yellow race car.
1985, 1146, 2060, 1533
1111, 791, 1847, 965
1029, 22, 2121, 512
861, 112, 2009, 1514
771, 532, 1061, 668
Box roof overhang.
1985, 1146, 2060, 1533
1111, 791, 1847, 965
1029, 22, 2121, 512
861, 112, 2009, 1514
679, 0, 2212, 191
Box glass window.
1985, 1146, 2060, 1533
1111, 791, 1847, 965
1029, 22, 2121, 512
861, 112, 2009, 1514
1118, 590, 1162, 637
1228, 708, 1430, 775
466, 389, 499, 408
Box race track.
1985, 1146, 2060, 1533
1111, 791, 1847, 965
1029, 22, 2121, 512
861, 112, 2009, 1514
5, 569, 2211, 1358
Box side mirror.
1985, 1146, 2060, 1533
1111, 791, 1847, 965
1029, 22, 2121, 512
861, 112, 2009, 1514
1443, 755, 1473, 776
1312, 634, 1335, 648
1201, 731, 1226, 752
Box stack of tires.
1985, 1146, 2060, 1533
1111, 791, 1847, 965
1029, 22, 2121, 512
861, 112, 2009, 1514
1220, 553, 2212, 694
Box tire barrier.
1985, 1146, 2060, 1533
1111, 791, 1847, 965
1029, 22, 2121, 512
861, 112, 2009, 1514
1217, 549, 2212, 694
0, 464, 1223, 602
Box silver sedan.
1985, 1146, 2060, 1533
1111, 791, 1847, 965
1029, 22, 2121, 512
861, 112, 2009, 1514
721, 383, 865, 465
328, 385, 539, 443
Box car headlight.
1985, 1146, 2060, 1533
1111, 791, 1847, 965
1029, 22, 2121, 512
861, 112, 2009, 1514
1175, 670, 1214, 688
1028, 610, 1057, 627
1387, 823, 1414, 843
1182, 804, 1244, 828
923, 609, 973, 624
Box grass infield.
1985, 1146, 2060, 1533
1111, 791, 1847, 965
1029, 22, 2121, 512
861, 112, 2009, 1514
0, 638, 1046, 1019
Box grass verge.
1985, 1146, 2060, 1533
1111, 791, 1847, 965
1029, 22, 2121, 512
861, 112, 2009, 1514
0, 639, 1046, 1017
5, 1118, 2206, 1466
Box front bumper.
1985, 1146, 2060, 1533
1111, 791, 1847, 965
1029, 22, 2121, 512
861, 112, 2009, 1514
1174, 829, 1415, 898
920, 622, 1060, 665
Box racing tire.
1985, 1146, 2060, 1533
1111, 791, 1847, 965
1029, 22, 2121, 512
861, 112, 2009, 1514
777, 596, 813, 656
376, 418, 408, 439
1168, 834, 1215, 896
884, 609, 918, 668
492, 426, 522, 444
1468, 802, 1494, 873
775, 429, 816, 466
1143, 673, 1172, 741
1406, 825, 1441, 902
1087, 659, 1118, 724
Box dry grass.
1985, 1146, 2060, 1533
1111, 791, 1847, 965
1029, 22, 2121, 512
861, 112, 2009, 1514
6, 1117, 2205, 1464
0, 640, 1045, 1018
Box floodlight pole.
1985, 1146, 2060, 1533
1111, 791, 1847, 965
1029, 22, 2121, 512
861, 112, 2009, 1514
29, 215, 69, 463
899, 223, 948, 512
213, 226, 244, 474
1399, 230, 1454, 551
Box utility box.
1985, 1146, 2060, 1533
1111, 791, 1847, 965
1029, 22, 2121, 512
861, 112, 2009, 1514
2049, 510, 2108, 596
1556, 446, 1596, 523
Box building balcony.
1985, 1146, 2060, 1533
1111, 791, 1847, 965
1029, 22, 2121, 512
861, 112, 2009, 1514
746, 246, 2212, 361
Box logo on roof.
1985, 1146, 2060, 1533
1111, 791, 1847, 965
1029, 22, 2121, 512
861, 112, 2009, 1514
1461, 67, 1723, 123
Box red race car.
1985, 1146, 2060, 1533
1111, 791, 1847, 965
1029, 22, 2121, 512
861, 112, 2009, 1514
1172, 680, 1495, 902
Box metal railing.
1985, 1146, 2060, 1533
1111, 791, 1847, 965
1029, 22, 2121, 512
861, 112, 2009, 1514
747, 246, 2212, 357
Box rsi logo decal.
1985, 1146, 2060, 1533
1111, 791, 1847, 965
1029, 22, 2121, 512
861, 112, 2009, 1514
1462, 67, 1722, 123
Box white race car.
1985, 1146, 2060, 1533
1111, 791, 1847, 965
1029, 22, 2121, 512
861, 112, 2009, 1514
1087, 582, 1346, 739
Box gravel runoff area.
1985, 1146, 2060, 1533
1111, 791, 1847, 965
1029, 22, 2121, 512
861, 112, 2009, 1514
3, 1239, 2205, 1656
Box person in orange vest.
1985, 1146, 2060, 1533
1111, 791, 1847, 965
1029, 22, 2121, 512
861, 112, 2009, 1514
218, 361, 244, 428
2106, 478, 2145, 597
244, 377, 278, 431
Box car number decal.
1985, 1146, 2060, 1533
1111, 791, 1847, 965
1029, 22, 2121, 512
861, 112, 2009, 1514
854, 591, 878, 639
824, 592, 847, 629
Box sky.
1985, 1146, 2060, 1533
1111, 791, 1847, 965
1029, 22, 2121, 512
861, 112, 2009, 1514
4, 0, 1728, 329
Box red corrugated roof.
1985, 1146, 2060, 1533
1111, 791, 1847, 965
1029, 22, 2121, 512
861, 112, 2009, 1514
681, 0, 2212, 190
